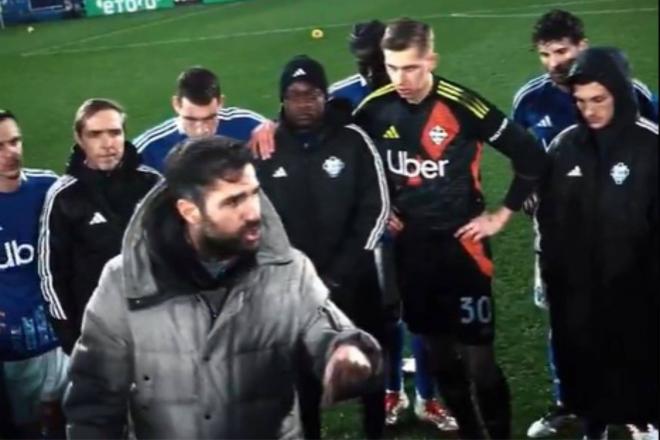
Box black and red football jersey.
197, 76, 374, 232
355, 75, 547, 231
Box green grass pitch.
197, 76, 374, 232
1, 0, 657, 437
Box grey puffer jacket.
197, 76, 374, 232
63, 183, 381, 439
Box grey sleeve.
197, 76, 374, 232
63, 257, 133, 439
297, 256, 382, 379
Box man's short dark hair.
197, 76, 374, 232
74, 98, 125, 136
0, 109, 18, 124
381, 18, 434, 53
176, 67, 221, 106
164, 136, 252, 206
532, 9, 585, 46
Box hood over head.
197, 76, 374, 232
567, 46, 638, 136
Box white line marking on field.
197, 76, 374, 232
23, 22, 356, 57
21, 0, 622, 56
23, 5, 220, 56
452, 0, 619, 14
449, 7, 656, 19
21, 0, 649, 57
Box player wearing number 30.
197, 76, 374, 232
354, 18, 547, 439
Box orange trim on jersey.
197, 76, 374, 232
459, 236, 494, 278
470, 141, 484, 192
420, 101, 460, 161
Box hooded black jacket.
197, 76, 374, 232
537, 47, 658, 423
38, 142, 160, 354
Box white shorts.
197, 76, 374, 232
2, 347, 69, 424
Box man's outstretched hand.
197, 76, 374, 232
321, 344, 373, 406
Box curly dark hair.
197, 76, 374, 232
532, 9, 585, 46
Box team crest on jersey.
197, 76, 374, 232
322, 156, 345, 178
429, 125, 448, 145
610, 162, 630, 185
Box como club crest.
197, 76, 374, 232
323, 156, 345, 178
610, 162, 630, 185
429, 125, 448, 145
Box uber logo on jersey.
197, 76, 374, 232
0, 241, 34, 270
322, 156, 345, 178
387, 150, 449, 179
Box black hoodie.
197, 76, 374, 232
567, 47, 639, 153
537, 47, 658, 422
39, 141, 161, 353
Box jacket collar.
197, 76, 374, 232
65, 141, 141, 180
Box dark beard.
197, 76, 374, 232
199, 234, 247, 260
551, 60, 575, 85
198, 219, 261, 260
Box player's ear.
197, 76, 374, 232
73, 130, 83, 148
171, 95, 181, 113
579, 38, 589, 51
218, 95, 225, 109
176, 198, 201, 226
428, 51, 439, 71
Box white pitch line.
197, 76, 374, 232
23, 22, 356, 56
22, 0, 625, 56
23, 5, 225, 56
20, 0, 625, 56
449, 0, 621, 14
449, 7, 657, 19
21, 0, 647, 58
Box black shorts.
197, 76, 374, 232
395, 227, 495, 344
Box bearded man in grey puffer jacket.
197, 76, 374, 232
63, 136, 383, 439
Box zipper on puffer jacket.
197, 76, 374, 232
196, 294, 217, 322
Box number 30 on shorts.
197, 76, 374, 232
459, 296, 492, 324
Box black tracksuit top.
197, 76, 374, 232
39, 142, 160, 353
257, 120, 389, 286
